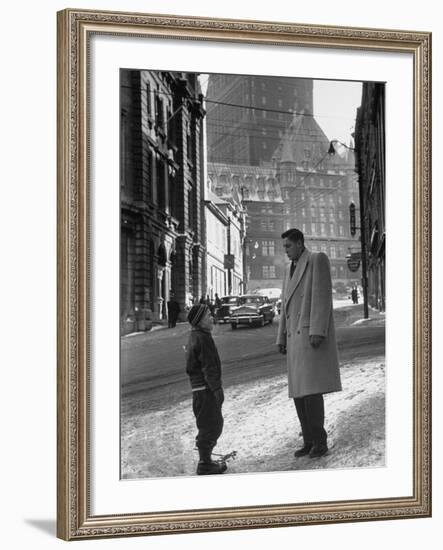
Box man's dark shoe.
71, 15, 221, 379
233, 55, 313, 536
294, 443, 313, 458
196, 460, 227, 475
309, 445, 328, 458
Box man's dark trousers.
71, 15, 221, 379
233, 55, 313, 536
293, 393, 327, 447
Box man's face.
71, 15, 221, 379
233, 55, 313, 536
283, 237, 304, 261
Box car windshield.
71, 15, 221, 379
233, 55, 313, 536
222, 297, 238, 304
240, 296, 265, 305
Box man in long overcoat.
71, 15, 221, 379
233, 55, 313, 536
277, 228, 342, 458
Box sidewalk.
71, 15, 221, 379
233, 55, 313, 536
122, 320, 187, 339
122, 302, 384, 341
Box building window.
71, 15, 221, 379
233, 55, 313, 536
263, 265, 276, 279
260, 218, 274, 231
330, 246, 336, 258
339, 225, 344, 236
311, 205, 316, 219
155, 94, 164, 129
339, 211, 344, 220
321, 244, 327, 253
146, 83, 152, 117
301, 207, 306, 217
262, 240, 275, 256
331, 265, 337, 277
186, 121, 194, 163
187, 189, 193, 229
320, 206, 326, 221
321, 223, 326, 236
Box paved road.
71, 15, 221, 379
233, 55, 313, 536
121, 309, 385, 413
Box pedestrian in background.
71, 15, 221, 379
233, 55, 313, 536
166, 292, 180, 328
277, 228, 342, 458
351, 286, 359, 304
185, 304, 226, 475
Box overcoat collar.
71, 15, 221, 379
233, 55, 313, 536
285, 248, 310, 305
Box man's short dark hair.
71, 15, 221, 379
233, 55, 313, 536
281, 228, 304, 244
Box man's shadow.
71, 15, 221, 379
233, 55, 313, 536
25, 519, 56, 537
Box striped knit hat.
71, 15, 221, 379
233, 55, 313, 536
187, 304, 209, 326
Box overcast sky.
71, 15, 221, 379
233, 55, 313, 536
314, 79, 362, 146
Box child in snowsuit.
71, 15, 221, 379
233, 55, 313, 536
185, 304, 226, 475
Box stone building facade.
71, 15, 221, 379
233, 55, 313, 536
204, 192, 229, 300
354, 82, 386, 311
206, 74, 361, 294
207, 162, 284, 292
273, 111, 361, 288
120, 70, 206, 334
206, 74, 313, 166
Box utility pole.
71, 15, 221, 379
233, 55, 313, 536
227, 218, 232, 295
357, 178, 369, 319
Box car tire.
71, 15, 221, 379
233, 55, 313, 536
259, 317, 265, 327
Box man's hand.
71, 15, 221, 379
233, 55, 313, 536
278, 344, 287, 355
310, 335, 325, 348
214, 388, 224, 407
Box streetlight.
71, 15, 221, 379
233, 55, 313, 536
328, 139, 369, 319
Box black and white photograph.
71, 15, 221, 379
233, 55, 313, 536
119, 70, 386, 479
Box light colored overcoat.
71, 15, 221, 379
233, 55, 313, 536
276, 248, 342, 398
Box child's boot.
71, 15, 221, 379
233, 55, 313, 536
196, 448, 227, 475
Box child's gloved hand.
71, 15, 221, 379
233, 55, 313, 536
214, 388, 224, 407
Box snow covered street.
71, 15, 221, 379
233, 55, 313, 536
122, 353, 385, 479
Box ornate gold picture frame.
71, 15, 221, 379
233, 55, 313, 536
57, 8, 431, 540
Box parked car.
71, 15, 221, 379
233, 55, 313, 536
214, 295, 240, 323
229, 295, 275, 329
